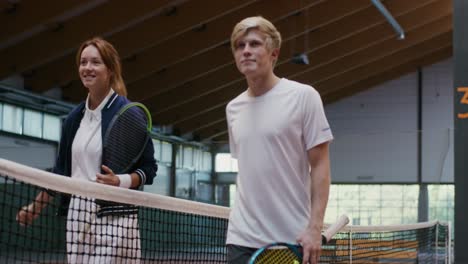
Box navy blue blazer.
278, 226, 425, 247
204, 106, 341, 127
51, 92, 157, 216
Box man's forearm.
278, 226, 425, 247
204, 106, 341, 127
308, 161, 331, 229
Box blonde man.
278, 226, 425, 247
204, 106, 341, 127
225, 16, 333, 264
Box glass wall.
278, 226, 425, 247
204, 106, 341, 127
144, 139, 172, 195
325, 184, 420, 225
175, 144, 212, 202
23, 109, 42, 138
214, 153, 454, 227
220, 182, 454, 226
215, 153, 238, 172
142, 139, 213, 202
325, 184, 454, 226
43, 114, 61, 141
2, 103, 23, 134
428, 184, 454, 225
0, 103, 2, 130
0, 102, 61, 142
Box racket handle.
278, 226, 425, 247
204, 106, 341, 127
321, 214, 350, 244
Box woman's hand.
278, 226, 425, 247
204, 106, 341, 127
96, 165, 120, 186
16, 203, 41, 226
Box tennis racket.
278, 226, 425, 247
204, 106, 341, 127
248, 214, 349, 264
96, 102, 152, 208
102, 102, 152, 174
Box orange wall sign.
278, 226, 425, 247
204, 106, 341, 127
458, 87, 468, 119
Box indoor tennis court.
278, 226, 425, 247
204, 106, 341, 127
0, 0, 464, 263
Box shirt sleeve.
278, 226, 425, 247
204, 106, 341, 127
134, 137, 157, 187
302, 87, 334, 150
226, 105, 237, 159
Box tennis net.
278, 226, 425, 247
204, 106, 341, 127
0, 158, 451, 263
322, 221, 451, 263
0, 158, 229, 263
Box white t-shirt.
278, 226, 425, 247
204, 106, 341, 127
225, 78, 333, 248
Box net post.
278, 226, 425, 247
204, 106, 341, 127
447, 221, 452, 264
435, 222, 439, 263
349, 226, 353, 264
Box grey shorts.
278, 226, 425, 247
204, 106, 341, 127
226, 244, 258, 264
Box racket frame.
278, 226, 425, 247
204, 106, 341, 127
248, 214, 350, 263
102, 102, 152, 174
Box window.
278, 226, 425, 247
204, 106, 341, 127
43, 114, 61, 141
176, 145, 183, 168
175, 169, 191, 199
202, 151, 212, 172
23, 109, 42, 138
429, 184, 454, 225
152, 139, 161, 161
145, 165, 171, 196
326, 185, 420, 225
161, 141, 172, 164
0, 103, 3, 130
183, 146, 193, 169
215, 153, 238, 172
2, 104, 23, 134
193, 148, 201, 171
0, 103, 62, 142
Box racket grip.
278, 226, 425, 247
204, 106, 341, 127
321, 214, 350, 244
321, 234, 328, 245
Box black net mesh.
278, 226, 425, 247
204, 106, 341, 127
0, 159, 451, 263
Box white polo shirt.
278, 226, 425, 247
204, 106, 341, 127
71, 90, 114, 182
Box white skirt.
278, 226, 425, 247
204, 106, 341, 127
66, 196, 141, 264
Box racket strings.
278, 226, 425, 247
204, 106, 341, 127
103, 107, 149, 174
254, 248, 301, 264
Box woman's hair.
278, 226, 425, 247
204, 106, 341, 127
76, 37, 127, 97
230, 16, 282, 53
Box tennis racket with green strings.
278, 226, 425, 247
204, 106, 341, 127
248, 214, 350, 264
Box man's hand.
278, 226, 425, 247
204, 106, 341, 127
297, 225, 322, 264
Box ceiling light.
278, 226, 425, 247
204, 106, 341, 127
291, 53, 309, 65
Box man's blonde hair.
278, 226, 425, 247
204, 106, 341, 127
230, 16, 282, 54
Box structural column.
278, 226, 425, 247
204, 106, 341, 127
454, 0, 468, 262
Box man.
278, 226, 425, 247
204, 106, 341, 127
225, 16, 333, 264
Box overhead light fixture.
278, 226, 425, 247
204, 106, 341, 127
290, 1, 310, 65
291, 53, 309, 65
371, 0, 405, 40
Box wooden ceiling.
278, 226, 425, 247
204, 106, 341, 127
1, 0, 452, 143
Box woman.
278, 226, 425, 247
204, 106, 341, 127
16, 37, 157, 263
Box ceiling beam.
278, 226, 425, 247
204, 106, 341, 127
0, 2, 13, 11
125, 0, 370, 97
199, 43, 452, 141
192, 118, 229, 139
204, 130, 229, 144
295, 15, 452, 90
317, 32, 452, 96
151, 0, 450, 126
0, 0, 86, 44
323, 46, 452, 104
130, 0, 437, 103
129, 0, 378, 105
164, 19, 452, 139
173, 104, 228, 134
0, 0, 174, 79
62, 0, 353, 102
26, 0, 259, 92
144, 0, 444, 116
